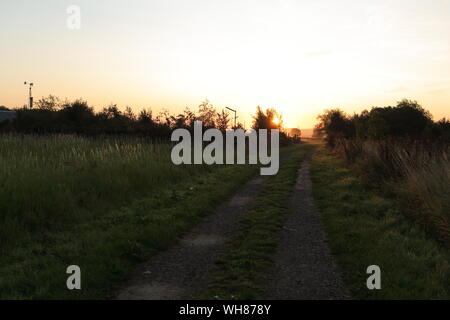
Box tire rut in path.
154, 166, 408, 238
266, 153, 349, 299
116, 175, 267, 300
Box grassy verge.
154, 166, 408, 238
310, 142, 450, 299
0, 135, 261, 299
201, 143, 312, 299
332, 138, 450, 244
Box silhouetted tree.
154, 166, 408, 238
156, 109, 172, 127
124, 106, 136, 121
35, 95, 62, 111
216, 109, 230, 132
316, 109, 353, 146
197, 100, 216, 128
3, 96, 299, 146
252, 106, 280, 130
316, 100, 442, 145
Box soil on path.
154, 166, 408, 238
266, 154, 348, 299
116, 175, 268, 300
117, 149, 348, 300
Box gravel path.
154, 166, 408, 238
117, 149, 348, 300
116, 175, 267, 300
266, 153, 349, 299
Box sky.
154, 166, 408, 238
1, 0, 450, 128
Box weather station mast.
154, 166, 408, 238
24, 81, 34, 109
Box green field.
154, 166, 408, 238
0, 134, 259, 299
1, 135, 448, 300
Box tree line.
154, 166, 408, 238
315, 99, 450, 146
0, 96, 297, 144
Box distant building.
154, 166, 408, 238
0, 111, 17, 123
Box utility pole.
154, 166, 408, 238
24, 82, 34, 109
225, 107, 237, 129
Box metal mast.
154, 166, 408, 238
225, 107, 237, 129
24, 82, 34, 108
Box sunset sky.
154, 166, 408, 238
1, 0, 450, 128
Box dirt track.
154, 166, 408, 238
116, 175, 267, 299
266, 154, 348, 299
117, 150, 348, 300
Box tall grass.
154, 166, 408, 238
334, 138, 450, 243
0, 134, 262, 298
311, 142, 450, 299
0, 134, 206, 251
